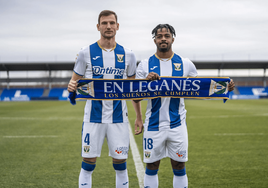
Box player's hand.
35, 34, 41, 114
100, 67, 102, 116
134, 118, 143, 135
228, 79, 235, 92
68, 80, 78, 92
146, 72, 160, 81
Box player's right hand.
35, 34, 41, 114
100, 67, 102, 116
134, 118, 143, 135
146, 72, 160, 81
67, 80, 78, 92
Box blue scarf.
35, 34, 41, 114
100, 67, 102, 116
68, 77, 230, 105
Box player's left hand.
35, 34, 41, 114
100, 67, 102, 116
134, 118, 143, 135
146, 72, 160, 81
228, 79, 235, 92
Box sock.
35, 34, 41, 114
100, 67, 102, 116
144, 168, 159, 188
79, 160, 96, 188
113, 160, 129, 188
173, 168, 188, 188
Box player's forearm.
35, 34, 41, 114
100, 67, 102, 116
131, 100, 142, 120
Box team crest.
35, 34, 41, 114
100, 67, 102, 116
209, 80, 228, 96
173, 63, 181, 71
84, 146, 90, 153
77, 81, 95, 98
116, 54, 124, 63
144, 151, 151, 159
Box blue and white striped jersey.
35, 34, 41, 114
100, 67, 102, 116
136, 53, 198, 131
74, 41, 136, 123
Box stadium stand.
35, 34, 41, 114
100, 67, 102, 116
0, 61, 267, 101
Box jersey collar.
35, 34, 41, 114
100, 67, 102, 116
154, 52, 174, 61
97, 41, 117, 52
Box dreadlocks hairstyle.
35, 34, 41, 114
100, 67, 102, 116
152, 24, 176, 38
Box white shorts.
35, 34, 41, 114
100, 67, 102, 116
81, 122, 129, 159
143, 119, 188, 163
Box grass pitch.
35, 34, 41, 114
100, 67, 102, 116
0, 99, 267, 187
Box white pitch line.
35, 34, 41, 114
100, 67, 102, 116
128, 123, 144, 188
188, 113, 268, 119
0, 117, 81, 121
3, 135, 58, 138
214, 133, 264, 136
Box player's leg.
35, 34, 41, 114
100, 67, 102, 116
79, 122, 106, 188
144, 160, 160, 188
167, 119, 188, 188
143, 130, 167, 188
171, 160, 188, 188
112, 158, 129, 188
107, 123, 130, 188
79, 157, 97, 188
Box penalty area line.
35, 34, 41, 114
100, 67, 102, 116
3, 135, 58, 138
214, 133, 264, 136
128, 123, 144, 188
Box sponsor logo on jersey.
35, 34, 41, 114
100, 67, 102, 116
115, 147, 128, 155
84, 146, 90, 153
116, 54, 124, 63
176, 150, 186, 158
173, 63, 181, 71
144, 151, 151, 158
92, 66, 125, 76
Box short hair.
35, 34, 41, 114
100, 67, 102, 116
152, 24, 176, 38
98, 10, 117, 24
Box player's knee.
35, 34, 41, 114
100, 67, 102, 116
113, 159, 127, 171
171, 160, 185, 170
81, 158, 96, 172
146, 160, 160, 170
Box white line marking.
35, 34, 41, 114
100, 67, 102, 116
3, 135, 58, 138
0, 117, 81, 120
128, 123, 144, 188
214, 133, 264, 136
188, 113, 268, 119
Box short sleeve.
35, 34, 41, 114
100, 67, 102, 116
184, 58, 198, 77
73, 48, 87, 76
136, 60, 147, 79
127, 51, 137, 77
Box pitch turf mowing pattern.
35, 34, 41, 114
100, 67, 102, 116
0, 99, 268, 187
127, 99, 268, 188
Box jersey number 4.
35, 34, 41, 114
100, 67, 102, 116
84, 133, 90, 145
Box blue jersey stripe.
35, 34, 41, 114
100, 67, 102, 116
148, 55, 161, 131
169, 98, 181, 128
171, 54, 184, 77
112, 44, 125, 123
148, 55, 160, 75
148, 98, 161, 131
169, 54, 183, 128
90, 42, 104, 79
113, 100, 123, 123
90, 42, 103, 123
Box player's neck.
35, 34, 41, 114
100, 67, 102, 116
156, 50, 174, 59
98, 38, 116, 49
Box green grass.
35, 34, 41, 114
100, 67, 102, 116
0, 99, 268, 187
